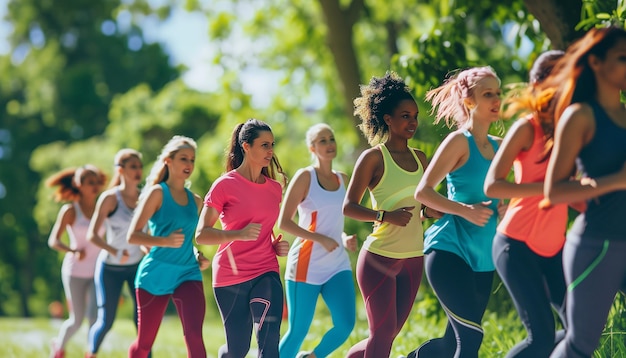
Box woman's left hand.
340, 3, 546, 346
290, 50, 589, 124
272, 234, 289, 256
196, 251, 210, 271
342, 234, 357, 252
497, 200, 508, 218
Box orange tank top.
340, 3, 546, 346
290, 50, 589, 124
497, 117, 567, 257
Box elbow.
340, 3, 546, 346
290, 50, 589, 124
483, 179, 495, 198
342, 200, 353, 218
194, 231, 204, 245
414, 184, 426, 202
544, 182, 564, 206
277, 216, 287, 232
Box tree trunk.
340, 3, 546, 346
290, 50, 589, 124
317, 0, 367, 148
524, 0, 584, 49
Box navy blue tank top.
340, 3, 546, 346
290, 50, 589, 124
569, 101, 626, 241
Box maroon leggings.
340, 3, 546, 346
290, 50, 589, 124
347, 250, 423, 358
129, 280, 206, 358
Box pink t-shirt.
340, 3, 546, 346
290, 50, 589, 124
205, 170, 282, 287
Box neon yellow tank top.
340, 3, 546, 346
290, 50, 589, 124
363, 144, 424, 259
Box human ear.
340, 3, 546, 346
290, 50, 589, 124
383, 113, 392, 125
587, 54, 601, 72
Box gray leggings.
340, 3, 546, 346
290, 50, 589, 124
55, 275, 97, 348
550, 237, 626, 358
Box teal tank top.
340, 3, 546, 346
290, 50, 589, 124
424, 131, 499, 272
135, 182, 202, 295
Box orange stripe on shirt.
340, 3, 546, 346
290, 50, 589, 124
295, 211, 316, 282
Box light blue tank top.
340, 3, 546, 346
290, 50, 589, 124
135, 182, 202, 295
424, 131, 499, 272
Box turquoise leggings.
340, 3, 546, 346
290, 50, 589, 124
279, 270, 356, 358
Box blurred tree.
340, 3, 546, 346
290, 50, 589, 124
0, 0, 177, 316
0, 0, 616, 318
138, 0, 587, 150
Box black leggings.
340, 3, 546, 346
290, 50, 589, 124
411, 249, 493, 358
550, 238, 626, 358
493, 234, 566, 358
214, 271, 283, 358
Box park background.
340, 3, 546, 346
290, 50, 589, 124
0, 0, 624, 356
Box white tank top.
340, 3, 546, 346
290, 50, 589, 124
99, 189, 144, 265
61, 202, 102, 278
284, 167, 352, 285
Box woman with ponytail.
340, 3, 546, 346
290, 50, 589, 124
47, 165, 106, 358
539, 26, 626, 358
196, 118, 288, 358
408, 66, 504, 358
127, 136, 206, 358
85, 149, 146, 357
484, 51, 570, 357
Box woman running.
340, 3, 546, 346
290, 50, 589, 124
196, 118, 289, 358
484, 51, 569, 357
408, 66, 503, 358
278, 123, 357, 358
127, 136, 206, 358
541, 26, 626, 358
47, 165, 106, 358
343, 72, 429, 358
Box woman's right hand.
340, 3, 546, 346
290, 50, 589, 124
165, 229, 185, 248
116, 249, 130, 264
239, 223, 262, 241
383, 206, 415, 227
314, 233, 340, 252
461, 201, 494, 227
73, 248, 86, 261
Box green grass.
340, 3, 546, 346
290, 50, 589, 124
1, 291, 623, 357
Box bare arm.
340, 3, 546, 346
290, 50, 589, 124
278, 168, 339, 252
343, 148, 413, 226
545, 103, 626, 204
415, 131, 493, 226
414, 149, 443, 220
195, 203, 261, 246
87, 190, 118, 255
127, 185, 184, 248
484, 118, 543, 199
48, 204, 76, 253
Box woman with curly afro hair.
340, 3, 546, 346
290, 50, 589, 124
343, 71, 433, 358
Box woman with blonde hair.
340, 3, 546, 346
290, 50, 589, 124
278, 123, 357, 358
85, 149, 146, 357
127, 136, 206, 358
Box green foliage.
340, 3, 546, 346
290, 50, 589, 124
397, 0, 548, 100
0, 0, 178, 316
578, 0, 626, 30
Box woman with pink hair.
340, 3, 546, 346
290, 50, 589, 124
407, 66, 504, 358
